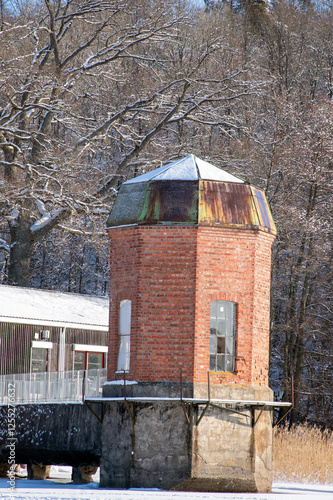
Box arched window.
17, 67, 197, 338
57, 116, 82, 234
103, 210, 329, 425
210, 300, 236, 373
117, 300, 131, 372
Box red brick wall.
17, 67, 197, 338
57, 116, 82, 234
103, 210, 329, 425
107, 225, 275, 385
251, 232, 275, 385
107, 225, 197, 382
194, 227, 275, 386
107, 228, 140, 380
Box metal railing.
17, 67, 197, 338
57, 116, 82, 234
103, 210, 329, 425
0, 368, 106, 404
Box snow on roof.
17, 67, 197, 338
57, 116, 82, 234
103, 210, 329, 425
124, 154, 244, 184
0, 285, 109, 331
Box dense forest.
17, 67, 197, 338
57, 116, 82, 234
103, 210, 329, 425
0, 0, 332, 427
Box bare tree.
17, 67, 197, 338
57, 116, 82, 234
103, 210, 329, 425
269, 99, 333, 425
1, 0, 259, 286
196, 0, 333, 425
0, 0, 331, 426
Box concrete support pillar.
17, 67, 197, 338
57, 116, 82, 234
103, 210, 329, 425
27, 464, 51, 480
72, 466, 98, 484
100, 383, 273, 492
0, 463, 10, 477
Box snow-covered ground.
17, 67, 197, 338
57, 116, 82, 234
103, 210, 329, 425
0, 467, 332, 499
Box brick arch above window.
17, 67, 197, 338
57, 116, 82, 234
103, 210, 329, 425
208, 291, 241, 305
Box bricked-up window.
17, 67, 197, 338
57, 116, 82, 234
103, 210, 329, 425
117, 299, 131, 371
210, 301, 236, 372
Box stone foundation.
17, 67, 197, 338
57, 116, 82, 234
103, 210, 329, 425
0, 463, 10, 477
100, 382, 273, 492
72, 466, 98, 484
27, 464, 51, 480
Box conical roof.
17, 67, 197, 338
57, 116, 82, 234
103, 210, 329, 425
106, 155, 276, 234
125, 154, 244, 184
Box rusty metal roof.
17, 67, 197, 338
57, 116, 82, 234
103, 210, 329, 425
106, 155, 276, 235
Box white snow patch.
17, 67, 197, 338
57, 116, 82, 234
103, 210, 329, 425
104, 380, 138, 386
0, 285, 108, 329
0, 478, 332, 499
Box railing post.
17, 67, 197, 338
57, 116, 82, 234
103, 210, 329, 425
82, 370, 86, 402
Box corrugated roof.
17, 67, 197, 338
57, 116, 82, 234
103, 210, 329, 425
0, 285, 109, 330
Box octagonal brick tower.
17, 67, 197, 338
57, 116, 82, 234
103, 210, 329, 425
106, 154, 276, 391
101, 154, 277, 492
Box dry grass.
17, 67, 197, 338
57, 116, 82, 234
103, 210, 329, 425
273, 424, 333, 484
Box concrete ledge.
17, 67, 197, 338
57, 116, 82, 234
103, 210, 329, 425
172, 477, 258, 493
103, 381, 193, 399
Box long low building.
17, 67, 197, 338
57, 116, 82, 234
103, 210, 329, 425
0, 285, 109, 375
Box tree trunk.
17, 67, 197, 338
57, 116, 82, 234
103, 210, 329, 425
8, 215, 32, 287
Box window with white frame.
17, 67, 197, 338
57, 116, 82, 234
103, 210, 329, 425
30, 341, 53, 373
73, 344, 108, 371
210, 300, 236, 372
117, 300, 131, 372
